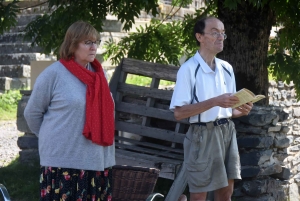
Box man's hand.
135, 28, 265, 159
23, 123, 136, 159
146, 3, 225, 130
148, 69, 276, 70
215, 93, 240, 108
234, 102, 253, 116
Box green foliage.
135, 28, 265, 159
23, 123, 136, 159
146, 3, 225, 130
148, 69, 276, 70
0, 157, 40, 201
0, 90, 22, 120
1, 0, 300, 98
170, 0, 193, 7
104, 19, 196, 66
267, 0, 300, 98
0, 0, 19, 34
23, 0, 159, 56
103, 1, 217, 66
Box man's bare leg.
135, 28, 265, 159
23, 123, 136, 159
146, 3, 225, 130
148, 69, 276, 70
190, 192, 207, 201
214, 179, 234, 201
178, 194, 187, 201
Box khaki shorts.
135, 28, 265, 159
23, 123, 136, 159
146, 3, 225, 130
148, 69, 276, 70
184, 120, 241, 193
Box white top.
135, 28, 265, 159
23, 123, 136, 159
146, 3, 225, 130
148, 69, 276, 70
170, 51, 236, 123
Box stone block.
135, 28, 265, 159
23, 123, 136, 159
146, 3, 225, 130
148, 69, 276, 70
281, 126, 290, 134
17, 94, 32, 133
16, 14, 41, 26
19, 149, 39, 164
17, 135, 38, 149
237, 136, 273, 148
289, 183, 299, 201
0, 32, 28, 43
259, 164, 282, 176
293, 108, 300, 117
273, 153, 288, 162
235, 125, 267, 135
274, 138, 290, 148
0, 77, 12, 90
271, 167, 290, 180
288, 145, 300, 152
102, 20, 123, 32
0, 64, 30, 78
241, 166, 260, 178
0, 76, 29, 90
7, 25, 26, 33
0, 43, 43, 54
237, 112, 278, 127
268, 126, 281, 132
242, 179, 267, 196
235, 195, 277, 201
240, 150, 273, 166
0, 53, 37, 65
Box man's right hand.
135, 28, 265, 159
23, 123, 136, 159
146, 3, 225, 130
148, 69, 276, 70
215, 93, 239, 108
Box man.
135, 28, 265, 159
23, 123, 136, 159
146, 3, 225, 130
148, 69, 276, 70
169, 16, 253, 201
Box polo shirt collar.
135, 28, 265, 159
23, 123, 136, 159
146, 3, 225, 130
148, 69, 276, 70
194, 51, 220, 73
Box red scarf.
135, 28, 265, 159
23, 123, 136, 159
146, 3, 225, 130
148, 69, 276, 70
60, 58, 115, 146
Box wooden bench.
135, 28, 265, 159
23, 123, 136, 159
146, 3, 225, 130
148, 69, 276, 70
109, 58, 189, 180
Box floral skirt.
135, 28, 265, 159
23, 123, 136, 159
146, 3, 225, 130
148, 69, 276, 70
40, 166, 112, 201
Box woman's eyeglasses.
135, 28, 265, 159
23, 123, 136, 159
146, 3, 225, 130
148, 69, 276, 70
84, 40, 101, 47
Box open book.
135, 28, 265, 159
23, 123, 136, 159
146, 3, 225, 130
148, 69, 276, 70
231, 88, 265, 108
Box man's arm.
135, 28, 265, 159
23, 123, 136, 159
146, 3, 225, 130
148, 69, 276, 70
174, 93, 240, 121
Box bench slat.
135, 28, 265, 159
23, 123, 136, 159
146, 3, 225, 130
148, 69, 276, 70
115, 136, 184, 154
115, 102, 188, 124
118, 83, 173, 100
122, 58, 178, 82
116, 121, 185, 144
115, 142, 184, 160
115, 149, 182, 166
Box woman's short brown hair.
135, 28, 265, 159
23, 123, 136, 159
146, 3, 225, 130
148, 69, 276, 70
59, 21, 100, 60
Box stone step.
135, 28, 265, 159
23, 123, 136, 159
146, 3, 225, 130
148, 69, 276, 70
0, 53, 56, 65
0, 32, 31, 43
16, 14, 42, 26
0, 43, 43, 54
0, 53, 37, 65
0, 64, 31, 78
0, 76, 30, 91
5, 1, 51, 15
18, 3, 53, 15
7, 25, 27, 33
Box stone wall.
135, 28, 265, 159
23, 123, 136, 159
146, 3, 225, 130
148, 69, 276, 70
232, 105, 289, 201
16, 80, 300, 200
268, 80, 300, 200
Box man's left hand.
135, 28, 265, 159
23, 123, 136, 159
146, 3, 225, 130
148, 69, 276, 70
235, 102, 253, 116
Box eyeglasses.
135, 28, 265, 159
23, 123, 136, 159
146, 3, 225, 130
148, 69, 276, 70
203, 32, 227, 39
83, 40, 101, 47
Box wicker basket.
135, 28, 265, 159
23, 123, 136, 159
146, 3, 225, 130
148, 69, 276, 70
112, 165, 160, 201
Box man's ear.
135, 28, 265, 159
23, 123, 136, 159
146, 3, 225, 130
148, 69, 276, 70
195, 33, 202, 42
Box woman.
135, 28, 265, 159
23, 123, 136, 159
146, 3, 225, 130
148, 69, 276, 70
24, 21, 115, 201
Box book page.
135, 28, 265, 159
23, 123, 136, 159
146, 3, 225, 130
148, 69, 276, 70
252, 95, 265, 103
231, 88, 265, 108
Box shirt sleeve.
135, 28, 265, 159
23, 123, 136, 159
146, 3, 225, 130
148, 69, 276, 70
24, 68, 55, 136
169, 65, 194, 111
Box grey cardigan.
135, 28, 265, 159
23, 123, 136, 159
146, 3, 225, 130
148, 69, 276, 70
24, 61, 115, 171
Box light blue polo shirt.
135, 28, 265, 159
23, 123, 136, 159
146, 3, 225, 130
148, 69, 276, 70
170, 51, 236, 123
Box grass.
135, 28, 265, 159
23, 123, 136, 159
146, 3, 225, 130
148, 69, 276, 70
126, 74, 175, 87
0, 157, 40, 201
0, 90, 22, 121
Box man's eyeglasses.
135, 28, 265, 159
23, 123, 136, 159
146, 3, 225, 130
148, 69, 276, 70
84, 40, 101, 47
203, 32, 227, 39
